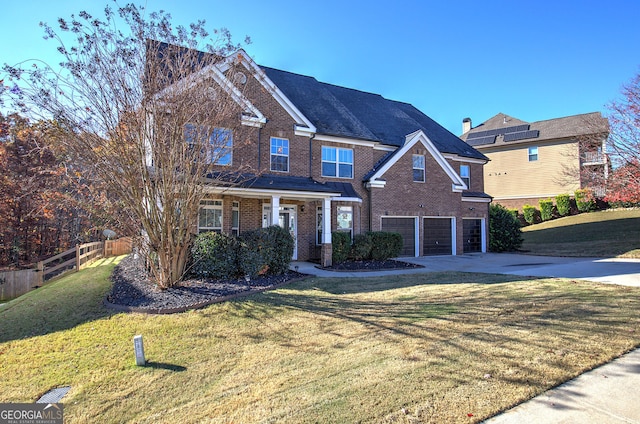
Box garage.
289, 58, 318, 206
423, 218, 453, 255
381, 217, 416, 257
463, 219, 482, 253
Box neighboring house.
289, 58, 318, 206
160, 47, 491, 266
460, 112, 609, 211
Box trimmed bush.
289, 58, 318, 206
522, 204, 538, 225
239, 225, 294, 276
368, 231, 403, 260
539, 198, 554, 222
556, 194, 571, 216
237, 242, 267, 277
332, 231, 351, 264
190, 232, 240, 279
350, 233, 373, 261
489, 204, 523, 252
575, 189, 596, 213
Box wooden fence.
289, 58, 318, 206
0, 237, 132, 301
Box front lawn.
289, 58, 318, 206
1, 258, 640, 423
521, 208, 640, 257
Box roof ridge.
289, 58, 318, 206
529, 111, 602, 124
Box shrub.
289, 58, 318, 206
239, 225, 294, 276
190, 232, 240, 279
237, 242, 267, 278
489, 204, 523, 252
575, 188, 596, 213
539, 198, 554, 221
350, 233, 373, 261
368, 231, 403, 260
332, 231, 351, 264
522, 204, 538, 225
555, 194, 571, 216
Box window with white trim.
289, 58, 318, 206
413, 154, 425, 182
322, 146, 353, 178
198, 200, 223, 232
337, 205, 353, 238
184, 124, 233, 165
460, 164, 470, 188
270, 137, 289, 172
528, 146, 539, 162
232, 201, 240, 236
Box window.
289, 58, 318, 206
322, 146, 353, 178
528, 146, 538, 162
337, 205, 353, 238
460, 164, 470, 188
413, 154, 425, 182
316, 206, 323, 245
184, 124, 233, 165
270, 137, 289, 172
232, 201, 240, 236
198, 200, 223, 232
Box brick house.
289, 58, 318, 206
170, 49, 491, 266
460, 112, 609, 210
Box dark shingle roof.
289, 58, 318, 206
261, 66, 487, 161
205, 172, 359, 198
461, 112, 609, 147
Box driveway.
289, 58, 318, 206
403, 253, 640, 286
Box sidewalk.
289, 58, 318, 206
291, 254, 640, 423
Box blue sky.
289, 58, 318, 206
2, 0, 639, 135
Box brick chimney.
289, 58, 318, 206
462, 117, 472, 134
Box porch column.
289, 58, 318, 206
321, 197, 332, 267
271, 195, 281, 227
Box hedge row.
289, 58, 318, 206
332, 231, 403, 264
190, 226, 294, 279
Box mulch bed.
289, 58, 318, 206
105, 255, 423, 314
318, 259, 423, 272
104, 255, 309, 314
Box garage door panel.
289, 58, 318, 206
463, 219, 482, 253
423, 218, 452, 255
382, 217, 415, 257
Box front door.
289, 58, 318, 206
278, 206, 298, 260
263, 204, 298, 260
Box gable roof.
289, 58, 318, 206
366, 130, 467, 192
261, 66, 487, 161
461, 112, 609, 147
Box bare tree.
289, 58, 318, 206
1, 4, 252, 288
606, 71, 640, 191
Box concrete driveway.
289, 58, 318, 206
403, 253, 640, 287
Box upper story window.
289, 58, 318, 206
184, 124, 233, 165
412, 154, 425, 182
460, 164, 470, 188
322, 146, 353, 179
528, 146, 539, 162
199, 200, 223, 233
270, 137, 289, 172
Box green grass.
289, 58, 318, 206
521, 208, 640, 257
2, 259, 640, 423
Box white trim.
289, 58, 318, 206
313, 134, 397, 151
331, 196, 362, 203
203, 185, 341, 200
221, 50, 317, 135
462, 196, 492, 203
443, 154, 488, 164
365, 180, 387, 189
367, 130, 467, 192
154, 61, 266, 128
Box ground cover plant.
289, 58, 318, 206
521, 208, 640, 258
1, 258, 640, 423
